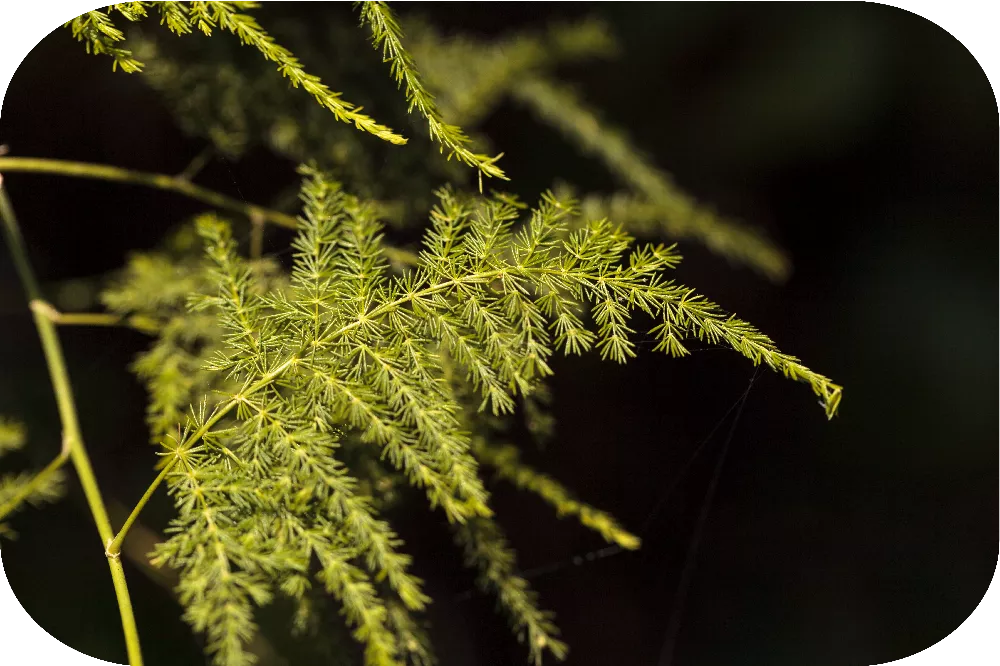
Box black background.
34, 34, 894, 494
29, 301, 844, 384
0, 3, 996, 666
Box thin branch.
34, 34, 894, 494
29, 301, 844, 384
107, 463, 173, 556
32, 300, 161, 334
0, 156, 298, 228
0, 156, 421, 266
0, 182, 114, 542
0, 175, 144, 666
358, 1, 507, 186
249, 210, 265, 260
177, 145, 215, 181
48, 311, 121, 326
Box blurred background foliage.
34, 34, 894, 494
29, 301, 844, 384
0, 3, 995, 666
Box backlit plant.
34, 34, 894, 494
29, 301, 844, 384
0, 3, 840, 666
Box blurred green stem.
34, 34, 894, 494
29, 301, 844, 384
0, 155, 420, 266
35, 303, 161, 335
0, 155, 298, 229
49, 311, 122, 326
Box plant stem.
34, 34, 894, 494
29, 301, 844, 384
0, 156, 298, 229
0, 188, 114, 542
177, 145, 215, 182
249, 210, 265, 260
34, 302, 161, 334
108, 555, 144, 666
27, 299, 118, 540
0, 176, 144, 666
49, 311, 121, 326
0, 155, 421, 266
106, 463, 172, 556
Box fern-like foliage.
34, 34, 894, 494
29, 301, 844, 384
358, 1, 506, 186
102, 225, 286, 443
65, 8, 146, 73
0, 419, 66, 539
125, 6, 789, 279
0, 5, 841, 665
65, 2, 407, 145
111, 163, 839, 666
511, 78, 790, 280
405, 22, 789, 280
472, 439, 641, 551
405, 18, 618, 130
455, 517, 568, 664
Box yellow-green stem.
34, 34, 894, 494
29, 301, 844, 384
106, 462, 173, 556
25, 303, 117, 542
0, 177, 144, 666
33, 301, 161, 335
108, 556, 144, 666
0, 155, 421, 265
177, 145, 215, 182
0, 156, 298, 229
249, 210, 265, 260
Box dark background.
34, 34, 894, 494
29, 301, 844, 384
0, 3, 996, 666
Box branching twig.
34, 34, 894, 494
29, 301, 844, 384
0, 175, 144, 665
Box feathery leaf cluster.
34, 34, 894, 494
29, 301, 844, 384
103, 225, 286, 443
0, 419, 66, 539
123, 10, 783, 278
512, 79, 790, 280
472, 439, 641, 551
65, 2, 407, 145
405, 22, 789, 280
455, 518, 567, 664
358, 1, 506, 187
65, 8, 146, 73
116, 163, 839, 665
0, 5, 842, 665
0, 419, 26, 456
